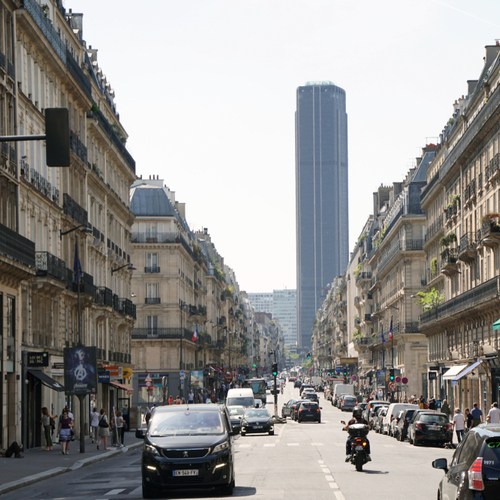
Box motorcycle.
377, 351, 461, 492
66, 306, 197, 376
341, 421, 370, 472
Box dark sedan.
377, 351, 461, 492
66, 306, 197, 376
281, 399, 297, 418
297, 402, 321, 423
408, 412, 452, 446
291, 399, 310, 421
241, 408, 274, 436
303, 392, 319, 403
395, 408, 417, 441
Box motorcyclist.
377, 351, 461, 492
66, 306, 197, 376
345, 406, 371, 462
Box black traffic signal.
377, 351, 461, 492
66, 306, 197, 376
343, 367, 348, 376
45, 108, 70, 167
389, 368, 395, 381
272, 363, 278, 377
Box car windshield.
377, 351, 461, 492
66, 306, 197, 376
245, 409, 270, 418
228, 407, 244, 416
302, 404, 317, 409
344, 397, 356, 401
226, 397, 254, 407
419, 414, 448, 424
149, 410, 224, 437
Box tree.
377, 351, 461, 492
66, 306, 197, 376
415, 287, 444, 309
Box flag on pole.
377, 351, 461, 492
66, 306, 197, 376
389, 319, 393, 341
192, 327, 199, 342
381, 331, 386, 344
73, 240, 82, 284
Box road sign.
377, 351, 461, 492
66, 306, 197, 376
395, 376, 401, 384
401, 377, 408, 385
388, 382, 396, 391
351, 375, 357, 382
145, 381, 151, 387
180, 370, 185, 380
145, 375, 152, 382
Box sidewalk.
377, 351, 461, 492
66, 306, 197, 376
0, 431, 143, 495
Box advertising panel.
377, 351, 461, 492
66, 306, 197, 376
64, 346, 97, 395
191, 370, 204, 388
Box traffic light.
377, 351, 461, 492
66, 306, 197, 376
272, 363, 278, 377
252, 363, 256, 368
389, 368, 395, 381
343, 367, 348, 376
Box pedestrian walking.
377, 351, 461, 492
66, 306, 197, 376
57, 409, 74, 455
41, 407, 53, 451
453, 408, 466, 444
115, 410, 125, 446
90, 407, 100, 443
145, 407, 152, 425
188, 390, 194, 404
97, 409, 110, 450
487, 402, 500, 423
441, 399, 451, 420
465, 408, 473, 431
470, 403, 483, 427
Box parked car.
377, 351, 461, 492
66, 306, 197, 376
395, 408, 417, 441
408, 412, 452, 446
294, 380, 302, 388
281, 399, 298, 419
299, 384, 314, 396
362, 400, 390, 421
340, 395, 358, 412
373, 407, 388, 433
389, 410, 405, 437
432, 423, 500, 499
382, 403, 419, 435
368, 404, 389, 429
297, 401, 321, 423
241, 408, 274, 436
227, 405, 245, 433
137, 404, 236, 498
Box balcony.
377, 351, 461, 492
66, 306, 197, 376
420, 276, 499, 326
440, 248, 459, 276
70, 130, 88, 164
72, 272, 96, 298
145, 297, 161, 304
63, 193, 88, 227
458, 233, 477, 263
354, 296, 361, 308
363, 313, 372, 323
356, 272, 372, 285
35, 252, 66, 283
144, 266, 160, 273
480, 220, 500, 248
425, 215, 444, 242
131, 328, 193, 341
445, 204, 458, 225
96, 287, 113, 307
463, 179, 476, 207
0, 222, 35, 270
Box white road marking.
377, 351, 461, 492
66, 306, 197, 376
264, 443, 275, 447
329, 481, 339, 488
321, 468, 330, 474
128, 487, 142, 496
311, 442, 324, 446
105, 490, 125, 496
287, 443, 299, 446
317, 459, 324, 464
334, 490, 347, 500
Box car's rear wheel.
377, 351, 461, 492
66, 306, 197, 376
142, 480, 156, 499
318, 418, 321, 423
269, 430, 274, 435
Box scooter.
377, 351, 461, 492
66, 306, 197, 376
341, 421, 370, 472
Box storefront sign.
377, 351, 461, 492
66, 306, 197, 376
27, 352, 49, 367
98, 368, 110, 384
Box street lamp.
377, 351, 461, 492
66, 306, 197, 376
60, 224, 92, 454
111, 264, 136, 275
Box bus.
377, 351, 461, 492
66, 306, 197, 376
242, 378, 267, 405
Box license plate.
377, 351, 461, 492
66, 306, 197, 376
173, 470, 199, 477
429, 426, 440, 430
355, 445, 363, 450
254, 426, 263, 429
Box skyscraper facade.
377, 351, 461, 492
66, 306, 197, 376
248, 290, 297, 347
295, 81, 349, 349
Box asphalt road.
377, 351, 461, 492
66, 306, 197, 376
1, 383, 455, 500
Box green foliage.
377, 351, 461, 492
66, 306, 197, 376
380, 224, 387, 240
353, 263, 362, 279
303, 359, 312, 369
430, 257, 438, 275
439, 232, 457, 247
111, 123, 127, 144
414, 287, 444, 309
222, 286, 234, 298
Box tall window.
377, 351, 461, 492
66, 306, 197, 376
146, 223, 157, 241
147, 315, 158, 335
146, 253, 159, 272
146, 283, 159, 304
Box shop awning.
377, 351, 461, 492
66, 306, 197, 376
28, 370, 65, 392
442, 364, 468, 380
451, 360, 483, 385
109, 381, 133, 393
493, 318, 500, 330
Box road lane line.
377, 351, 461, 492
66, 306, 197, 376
334, 490, 346, 500
317, 460, 324, 464
287, 443, 299, 446
264, 443, 275, 447
311, 442, 324, 446
105, 489, 125, 496
329, 481, 339, 488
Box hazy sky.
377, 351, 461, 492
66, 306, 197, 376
69, 0, 500, 293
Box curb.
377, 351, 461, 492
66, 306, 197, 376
0, 442, 143, 496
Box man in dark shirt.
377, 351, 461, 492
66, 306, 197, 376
470, 403, 483, 427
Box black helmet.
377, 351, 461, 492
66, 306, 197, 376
352, 406, 362, 418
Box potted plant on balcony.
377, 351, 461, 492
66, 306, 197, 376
413, 287, 444, 309
430, 257, 438, 275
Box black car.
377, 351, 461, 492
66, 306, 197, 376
297, 401, 321, 423
137, 404, 236, 498
281, 399, 297, 418
291, 399, 310, 421
294, 380, 302, 388
395, 408, 417, 441
241, 408, 274, 436
433, 424, 500, 500
408, 412, 452, 446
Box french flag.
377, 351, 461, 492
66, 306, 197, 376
192, 328, 199, 342
389, 319, 393, 341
